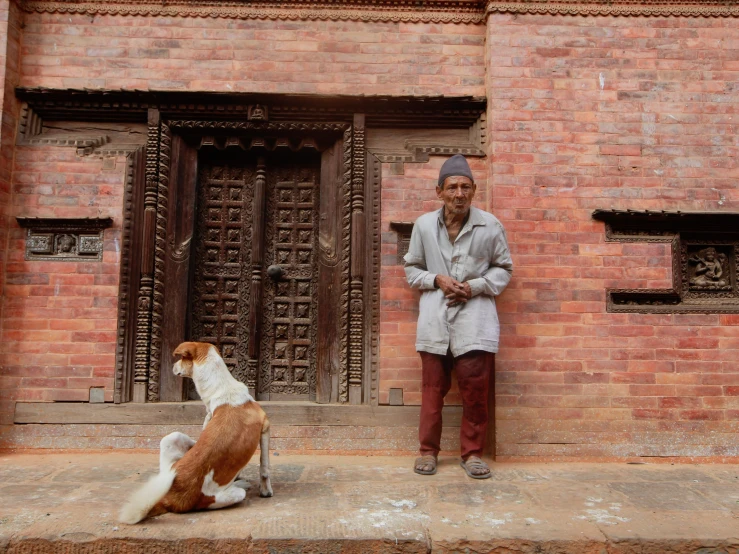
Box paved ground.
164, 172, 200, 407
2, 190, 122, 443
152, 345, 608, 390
0, 452, 738, 553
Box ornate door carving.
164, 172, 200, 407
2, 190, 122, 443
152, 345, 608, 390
260, 164, 320, 401
190, 155, 320, 400
190, 164, 254, 384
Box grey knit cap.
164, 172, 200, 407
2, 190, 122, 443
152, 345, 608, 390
438, 154, 474, 187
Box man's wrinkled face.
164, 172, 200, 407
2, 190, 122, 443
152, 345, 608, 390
436, 176, 476, 217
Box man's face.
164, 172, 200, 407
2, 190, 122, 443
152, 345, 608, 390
436, 175, 476, 217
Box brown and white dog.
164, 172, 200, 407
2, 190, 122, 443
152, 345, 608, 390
119, 341, 273, 524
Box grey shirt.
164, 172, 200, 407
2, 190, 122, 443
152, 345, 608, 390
404, 206, 513, 357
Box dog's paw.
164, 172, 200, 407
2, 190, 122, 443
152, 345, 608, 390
233, 479, 252, 491
259, 479, 273, 498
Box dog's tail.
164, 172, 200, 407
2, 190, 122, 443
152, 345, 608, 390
118, 466, 176, 524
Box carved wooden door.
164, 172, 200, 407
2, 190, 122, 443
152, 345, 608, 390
190, 154, 320, 401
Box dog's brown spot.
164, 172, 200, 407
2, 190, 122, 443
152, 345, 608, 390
173, 341, 216, 364
158, 403, 268, 513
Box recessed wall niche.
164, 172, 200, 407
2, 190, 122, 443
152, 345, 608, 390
390, 222, 414, 265
593, 210, 739, 314
16, 217, 113, 262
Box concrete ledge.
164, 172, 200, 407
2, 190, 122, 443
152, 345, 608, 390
1, 453, 738, 554
14, 401, 462, 427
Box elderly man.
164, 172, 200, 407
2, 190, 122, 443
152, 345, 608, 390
404, 154, 513, 479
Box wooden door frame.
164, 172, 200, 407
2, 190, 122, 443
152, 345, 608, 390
122, 117, 362, 404
13, 89, 487, 408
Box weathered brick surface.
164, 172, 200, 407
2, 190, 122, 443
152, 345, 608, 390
1, 9, 739, 459
487, 14, 739, 459
379, 157, 488, 406
0, 0, 22, 427
19, 14, 486, 96
0, 146, 125, 422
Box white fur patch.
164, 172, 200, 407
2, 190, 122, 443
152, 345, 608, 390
192, 347, 254, 414
201, 468, 225, 497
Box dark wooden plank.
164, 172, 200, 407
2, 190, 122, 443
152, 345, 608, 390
133, 108, 160, 403
14, 402, 462, 427
316, 139, 344, 403
159, 135, 198, 401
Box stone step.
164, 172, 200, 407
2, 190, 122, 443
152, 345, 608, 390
4, 402, 465, 454
1, 453, 737, 554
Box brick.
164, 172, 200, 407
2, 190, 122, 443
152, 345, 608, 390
2, 10, 739, 461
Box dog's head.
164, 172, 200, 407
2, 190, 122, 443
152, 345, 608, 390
172, 341, 217, 378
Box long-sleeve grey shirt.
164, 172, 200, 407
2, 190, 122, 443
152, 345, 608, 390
404, 206, 513, 357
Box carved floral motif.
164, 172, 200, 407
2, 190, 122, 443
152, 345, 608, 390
21, 0, 739, 22
22, 0, 486, 23
486, 1, 739, 17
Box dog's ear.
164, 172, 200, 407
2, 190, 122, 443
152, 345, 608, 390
173, 342, 198, 359
193, 342, 214, 363
174, 342, 215, 363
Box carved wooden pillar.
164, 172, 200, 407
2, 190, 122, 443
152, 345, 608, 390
248, 156, 267, 393
133, 108, 160, 403
148, 119, 172, 401
348, 114, 366, 404
115, 147, 145, 404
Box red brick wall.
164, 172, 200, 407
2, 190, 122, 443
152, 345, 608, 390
487, 14, 739, 459
2, 8, 739, 460
2, 12, 485, 426
20, 14, 485, 96
379, 158, 488, 406
0, 0, 22, 426
0, 147, 125, 422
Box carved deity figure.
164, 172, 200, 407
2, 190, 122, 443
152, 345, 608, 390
689, 247, 728, 289
57, 234, 77, 254
249, 104, 266, 121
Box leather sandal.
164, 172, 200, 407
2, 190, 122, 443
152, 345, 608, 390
414, 455, 437, 476
460, 456, 491, 479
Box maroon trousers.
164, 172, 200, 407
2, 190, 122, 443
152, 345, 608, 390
419, 350, 494, 461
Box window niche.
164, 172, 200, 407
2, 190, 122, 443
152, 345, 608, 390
390, 222, 414, 265
593, 210, 739, 314
16, 217, 113, 262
